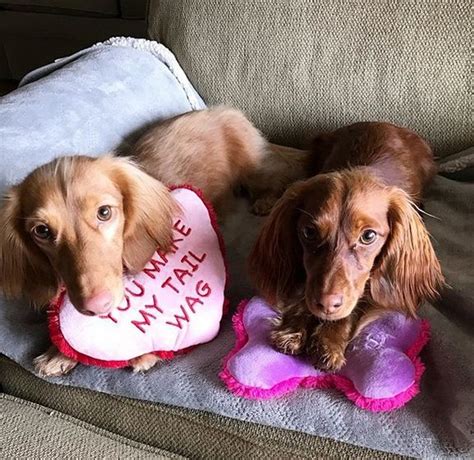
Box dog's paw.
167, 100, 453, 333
250, 196, 278, 216
314, 348, 347, 372
129, 353, 161, 373
309, 342, 347, 372
271, 328, 306, 355
33, 347, 78, 377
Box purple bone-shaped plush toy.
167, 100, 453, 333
220, 297, 430, 411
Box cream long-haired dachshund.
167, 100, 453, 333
0, 107, 310, 376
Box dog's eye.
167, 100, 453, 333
301, 224, 317, 241
32, 224, 52, 241
360, 229, 377, 245
97, 206, 112, 221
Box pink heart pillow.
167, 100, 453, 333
48, 186, 228, 368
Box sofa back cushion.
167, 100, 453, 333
148, 0, 472, 157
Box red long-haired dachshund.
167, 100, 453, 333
249, 122, 445, 371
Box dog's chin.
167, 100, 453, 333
307, 304, 356, 322
97, 291, 125, 317
107, 291, 125, 314
74, 306, 112, 317
314, 311, 350, 321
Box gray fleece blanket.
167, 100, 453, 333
0, 39, 472, 458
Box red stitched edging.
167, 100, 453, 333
219, 300, 430, 411
48, 184, 229, 368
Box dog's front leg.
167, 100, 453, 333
307, 317, 354, 372
270, 300, 315, 356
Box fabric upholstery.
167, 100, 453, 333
0, 360, 398, 459
0, 394, 179, 459
148, 0, 473, 157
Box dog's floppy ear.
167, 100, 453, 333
370, 189, 445, 316
248, 181, 307, 304
0, 187, 57, 306
106, 157, 177, 273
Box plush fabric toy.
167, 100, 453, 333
49, 186, 228, 368
220, 297, 430, 412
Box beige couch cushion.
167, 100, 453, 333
0, 394, 180, 459
148, 0, 473, 157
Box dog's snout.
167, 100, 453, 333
317, 293, 344, 315
81, 290, 114, 316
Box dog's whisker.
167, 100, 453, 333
296, 208, 315, 220
410, 201, 441, 220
